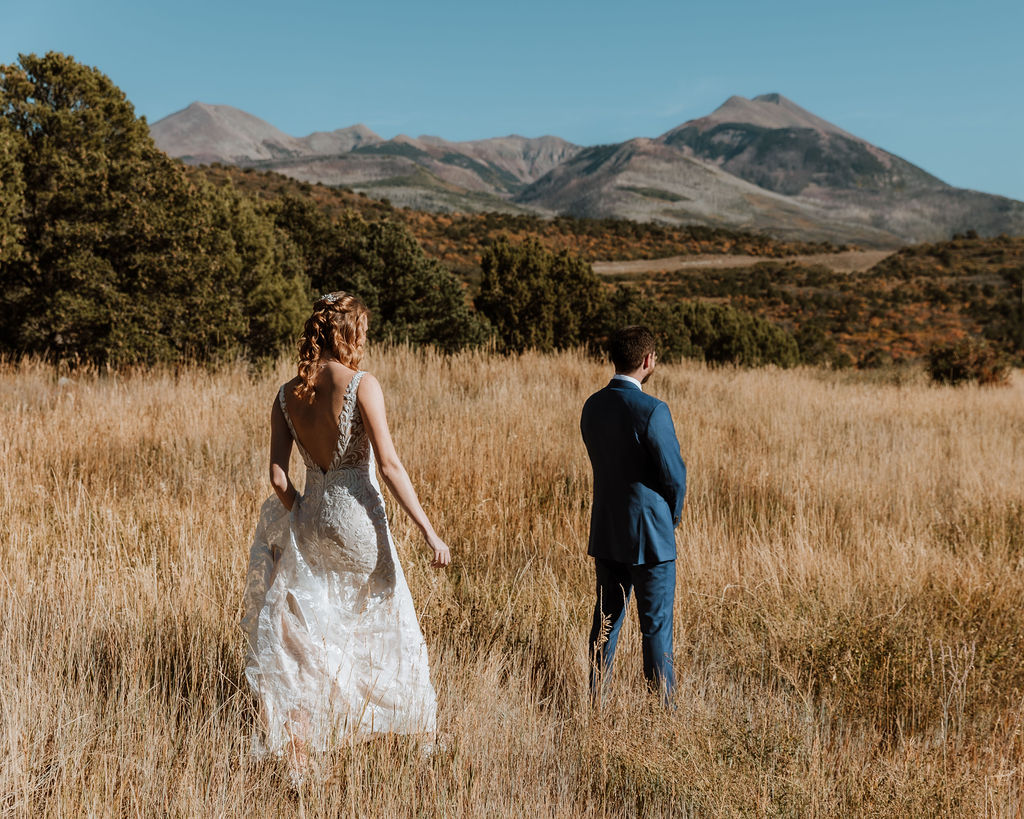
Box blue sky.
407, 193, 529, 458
4, 0, 1023, 200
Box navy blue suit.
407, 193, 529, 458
581, 377, 686, 699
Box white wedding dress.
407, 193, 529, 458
241, 372, 437, 755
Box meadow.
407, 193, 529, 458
2, 348, 1023, 817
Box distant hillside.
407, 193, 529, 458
605, 233, 1024, 365
192, 165, 1024, 365
194, 164, 847, 280
153, 95, 1024, 247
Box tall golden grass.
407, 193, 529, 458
2, 348, 1023, 816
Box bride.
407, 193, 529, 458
242, 291, 450, 776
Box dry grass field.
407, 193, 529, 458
2, 349, 1024, 816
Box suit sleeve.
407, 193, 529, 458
642, 402, 687, 526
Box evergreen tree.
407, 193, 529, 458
549, 248, 605, 346
475, 237, 604, 353
0, 120, 23, 265
268, 194, 357, 295
267, 197, 486, 350
313, 214, 484, 351
207, 185, 309, 361
0, 52, 309, 362
475, 238, 556, 352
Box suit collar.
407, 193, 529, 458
609, 374, 643, 391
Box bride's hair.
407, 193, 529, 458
296, 292, 370, 403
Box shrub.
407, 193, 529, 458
858, 348, 894, 370
927, 337, 1010, 386
604, 285, 800, 368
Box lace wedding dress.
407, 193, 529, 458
242, 372, 437, 754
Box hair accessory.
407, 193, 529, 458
320, 293, 339, 304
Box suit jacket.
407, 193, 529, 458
580, 378, 686, 564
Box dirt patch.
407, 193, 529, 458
592, 249, 895, 276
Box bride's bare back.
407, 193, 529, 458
278, 361, 359, 473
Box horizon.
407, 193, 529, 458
3, 0, 1023, 201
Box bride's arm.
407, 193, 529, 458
357, 373, 451, 568
269, 397, 299, 511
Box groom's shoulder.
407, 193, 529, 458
634, 391, 666, 418
583, 382, 661, 413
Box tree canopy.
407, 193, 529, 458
0, 52, 312, 362
475, 237, 604, 353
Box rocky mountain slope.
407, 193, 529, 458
661, 93, 944, 196
152, 102, 579, 212
151, 96, 1024, 246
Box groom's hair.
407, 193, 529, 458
610, 325, 655, 372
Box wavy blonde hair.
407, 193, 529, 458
295, 292, 370, 404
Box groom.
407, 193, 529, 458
580, 325, 687, 702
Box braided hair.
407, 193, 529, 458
295, 292, 370, 404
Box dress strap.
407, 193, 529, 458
346, 370, 367, 400
339, 371, 366, 429
277, 385, 300, 442
327, 371, 367, 471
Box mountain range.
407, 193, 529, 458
150, 94, 1024, 247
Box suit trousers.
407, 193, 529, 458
588, 558, 676, 700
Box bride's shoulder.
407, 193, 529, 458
354, 371, 384, 402
320, 361, 362, 390
277, 376, 301, 399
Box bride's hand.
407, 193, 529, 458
426, 534, 451, 568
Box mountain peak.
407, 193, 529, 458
752, 92, 785, 104
150, 102, 306, 163
704, 93, 855, 139
300, 124, 381, 154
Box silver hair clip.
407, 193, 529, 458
320, 293, 339, 304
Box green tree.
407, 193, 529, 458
475, 237, 604, 352
0, 119, 23, 265
266, 196, 486, 349
549, 248, 605, 346
308, 214, 485, 351
0, 52, 309, 363
475, 238, 556, 352
207, 186, 309, 360
268, 194, 356, 295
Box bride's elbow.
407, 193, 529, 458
269, 464, 289, 493
378, 457, 403, 482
